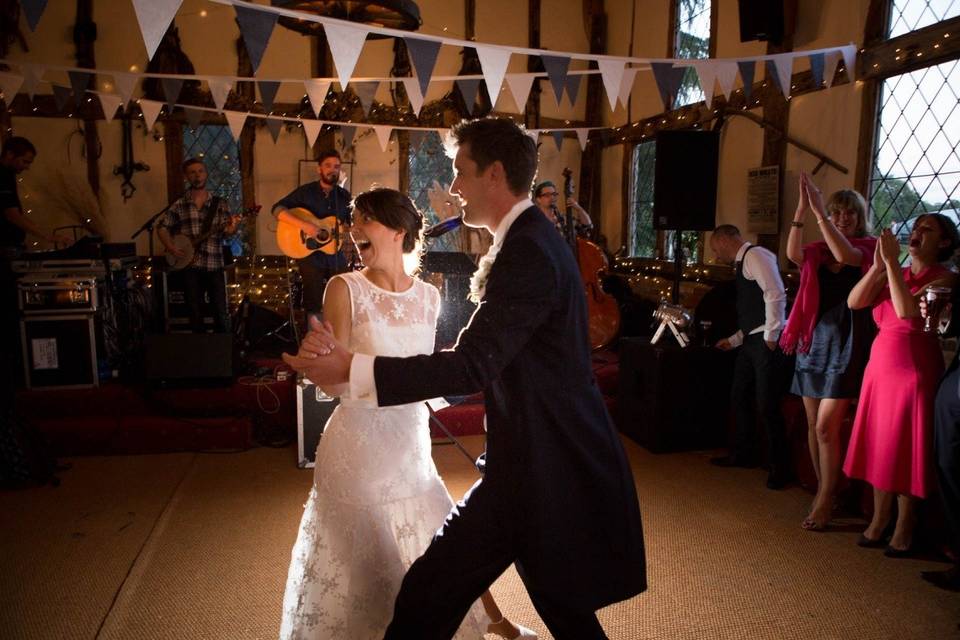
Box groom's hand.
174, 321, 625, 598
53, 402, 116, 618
282, 317, 354, 386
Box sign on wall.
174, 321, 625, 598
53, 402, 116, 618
747, 166, 780, 234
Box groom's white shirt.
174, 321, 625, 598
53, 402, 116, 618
347, 198, 533, 407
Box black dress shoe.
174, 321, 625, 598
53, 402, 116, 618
920, 566, 960, 591
710, 454, 758, 469
766, 467, 794, 490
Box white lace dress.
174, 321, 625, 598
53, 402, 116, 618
280, 271, 485, 640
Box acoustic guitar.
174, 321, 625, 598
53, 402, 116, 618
276, 207, 349, 259
166, 205, 261, 270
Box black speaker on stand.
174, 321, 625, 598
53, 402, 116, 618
653, 129, 720, 302
738, 0, 784, 45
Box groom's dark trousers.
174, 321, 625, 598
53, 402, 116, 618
374, 208, 646, 639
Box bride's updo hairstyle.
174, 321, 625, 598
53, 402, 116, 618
352, 188, 424, 254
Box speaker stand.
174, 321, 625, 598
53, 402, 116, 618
258, 261, 301, 346
671, 229, 684, 304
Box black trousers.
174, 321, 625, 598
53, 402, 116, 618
384, 480, 608, 640
730, 333, 792, 467
296, 253, 347, 316
934, 365, 960, 558
0, 250, 22, 408
181, 267, 228, 333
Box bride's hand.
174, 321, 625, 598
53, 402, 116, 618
282, 317, 353, 386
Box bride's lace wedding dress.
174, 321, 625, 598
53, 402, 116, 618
280, 270, 485, 639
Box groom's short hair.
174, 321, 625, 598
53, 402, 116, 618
448, 118, 537, 197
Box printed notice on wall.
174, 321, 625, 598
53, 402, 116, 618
747, 166, 780, 234
31, 338, 58, 370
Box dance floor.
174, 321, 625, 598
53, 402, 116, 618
1, 435, 957, 639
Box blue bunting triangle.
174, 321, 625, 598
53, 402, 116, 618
20, 0, 48, 31
737, 60, 756, 100
565, 74, 582, 105
649, 62, 686, 110
541, 55, 570, 104
353, 81, 378, 116
235, 5, 277, 74
258, 80, 280, 113
456, 78, 481, 115
161, 77, 183, 111
808, 52, 825, 87
551, 130, 564, 151
52, 85, 73, 111
265, 118, 283, 142
404, 37, 441, 98
67, 70, 92, 106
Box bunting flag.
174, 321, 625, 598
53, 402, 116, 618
715, 62, 738, 99
340, 125, 356, 150
235, 5, 277, 74
525, 129, 540, 145
823, 50, 842, 88
97, 92, 123, 123
475, 45, 511, 103
768, 55, 793, 99
551, 131, 564, 152
258, 80, 280, 112
67, 70, 92, 105
302, 120, 322, 147
597, 59, 625, 111
692, 62, 719, 106
52, 85, 73, 111
737, 60, 756, 100
0, 72, 24, 104
265, 118, 283, 142
564, 74, 582, 106
650, 62, 685, 110
808, 52, 825, 87
408, 129, 429, 153
113, 72, 138, 105
404, 37, 441, 98
617, 67, 638, 108
139, 99, 163, 130
541, 55, 570, 104
400, 77, 424, 116
840, 44, 857, 82
325, 22, 368, 89
455, 78, 481, 116
160, 77, 183, 111
20, 64, 45, 99
225, 111, 247, 141
575, 128, 589, 151
353, 81, 378, 116
20, 0, 49, 32
184, 107, 203, 131
372, 125, 392, 152
304, 79, 330, 116
505, 73, 535, 114
208, 77, 233, 111
131, 0, 184, 60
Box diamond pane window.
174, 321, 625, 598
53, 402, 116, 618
408, 132, 458, 252
870, 59, 960, 254
674, 0, 712, 107
629, 141, 657, 257
183, 125, 243, 213
889, 0, 959, 38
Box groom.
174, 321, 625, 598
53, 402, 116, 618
284, 117, 646, 639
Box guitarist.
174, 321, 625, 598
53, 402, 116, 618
157, 157, 241, 333
272, 149, 351, 321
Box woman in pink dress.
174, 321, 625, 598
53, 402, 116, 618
844, 213, 959, 556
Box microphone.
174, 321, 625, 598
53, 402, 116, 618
424, 215, 463, 239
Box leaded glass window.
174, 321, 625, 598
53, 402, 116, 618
889, 0, 959, 38
183, 125, 243, 212
408, 132, 458, 252
674, 0, 712, 107
629, 141, 657, 257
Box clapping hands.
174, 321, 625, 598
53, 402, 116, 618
878, 228, 901, 266
281, 316, 354, 386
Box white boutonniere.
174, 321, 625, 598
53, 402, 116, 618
469, 243, 501, 303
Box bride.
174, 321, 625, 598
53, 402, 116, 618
280, 188, 535, 639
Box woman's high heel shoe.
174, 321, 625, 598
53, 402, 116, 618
485, 613, 538, 639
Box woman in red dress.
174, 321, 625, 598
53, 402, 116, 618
844, 214, 959, 556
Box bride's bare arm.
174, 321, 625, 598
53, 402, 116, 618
310, 277, 351, 396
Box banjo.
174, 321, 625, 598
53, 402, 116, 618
165, 204, 261, 270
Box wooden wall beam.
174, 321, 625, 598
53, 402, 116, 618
854, 0, 892, 199
75, 0, 100, 196
579, 0, 605, 237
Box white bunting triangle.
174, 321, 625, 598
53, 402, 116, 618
597, 59, 625, 111
771, 54, 794, 98
715, 62, 739, 99
617, 68, 638, 108
131, 0, 184, 61
302, 120, 322, 147
225, 111, 248, 142
475, 45, 511, 102
692, 61, 719, 106
575, 128, 589, 151
400, 77, 424, 116
20, 64, 45, 99
372, 125, 393, 151
304, 79, 331, 116
505, 73, 535, 114
840, 44, 857, 82
97, 93, 123, 123
324, 22, 368, 89
0, 72, 24, 103
113, 72, 138, 105
208, 78, 233, 112
823, 50, 842, 88
139, 99, 163, 131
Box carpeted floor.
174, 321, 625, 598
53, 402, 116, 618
1, 436, 958, 640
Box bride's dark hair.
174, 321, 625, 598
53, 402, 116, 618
351, 188, 424, 254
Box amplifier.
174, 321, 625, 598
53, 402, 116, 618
161, 270, 226, 331
18, 274, 100, 314
20, 314, 99, 389
144, 333, 234, 386
296, 378, 339, 468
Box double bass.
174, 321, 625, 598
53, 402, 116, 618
562, 168, 620, 350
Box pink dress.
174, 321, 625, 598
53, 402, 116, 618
843, 265, 948, 498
